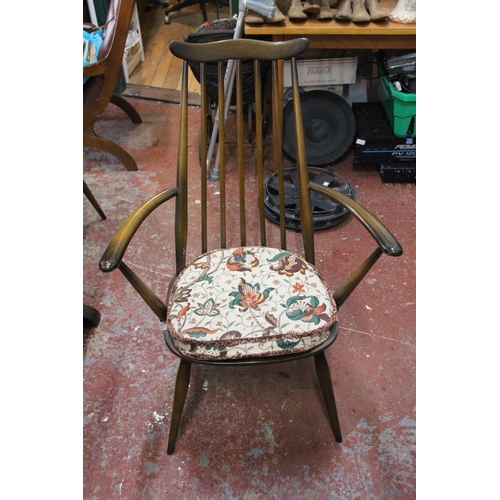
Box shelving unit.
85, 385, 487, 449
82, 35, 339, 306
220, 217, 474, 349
122, 3, 145, 82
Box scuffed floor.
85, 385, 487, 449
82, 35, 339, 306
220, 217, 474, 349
83, 96, 416, 499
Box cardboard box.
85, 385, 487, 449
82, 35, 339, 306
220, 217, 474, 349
283, 57, 358, 88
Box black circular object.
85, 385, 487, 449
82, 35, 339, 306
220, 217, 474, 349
283, 90, 356, 166
264, 167, 356, 230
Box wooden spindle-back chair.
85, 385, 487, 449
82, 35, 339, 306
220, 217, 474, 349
99, 37, 403, 455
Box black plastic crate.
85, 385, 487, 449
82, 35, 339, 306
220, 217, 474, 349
379, 163, 416, 184
352, 102, 415, 165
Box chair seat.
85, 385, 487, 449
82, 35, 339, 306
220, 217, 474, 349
166, 246, 337, 361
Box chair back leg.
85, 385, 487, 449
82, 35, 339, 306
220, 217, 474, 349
84, 130, 139, 171
110, 94, 143, 124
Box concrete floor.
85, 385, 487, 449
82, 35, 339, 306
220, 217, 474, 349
83, 95, 416, 499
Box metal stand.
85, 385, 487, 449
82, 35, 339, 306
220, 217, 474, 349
205, 0, 275, 181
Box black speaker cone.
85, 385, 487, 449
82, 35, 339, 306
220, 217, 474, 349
283, 90, 356, 166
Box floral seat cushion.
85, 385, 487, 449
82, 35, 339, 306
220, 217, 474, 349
166, 246, 337, 361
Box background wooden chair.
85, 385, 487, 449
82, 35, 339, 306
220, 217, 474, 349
99, 37, 403, 455
83, 180, 107, 220
83, 180, 106, 330
164, 0, 229, 24
84, 0, 142, 171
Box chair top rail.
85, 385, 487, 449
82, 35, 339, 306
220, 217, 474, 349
169, 38, 310, 63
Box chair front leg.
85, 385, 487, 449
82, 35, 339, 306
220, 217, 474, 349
167, 359, 192, 455
314, 352, 342, 443
83, 180, 106, 220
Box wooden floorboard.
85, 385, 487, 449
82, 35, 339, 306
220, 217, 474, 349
128, 1, 231, 98
122, 84, 201, 106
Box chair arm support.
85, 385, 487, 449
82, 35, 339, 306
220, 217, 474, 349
100, 188, 178, 272
309, 182, 403, 256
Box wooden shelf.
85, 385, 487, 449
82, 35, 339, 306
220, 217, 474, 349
245, 0, 416, 49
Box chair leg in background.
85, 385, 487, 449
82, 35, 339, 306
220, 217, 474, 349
84, 129, 139, 171
165, 0, 209, 23
110, 93, 142, 124
167, 359, 192, 455
83, 180, 107, 220
314, 352, 343, 443
83, 304, 101, 328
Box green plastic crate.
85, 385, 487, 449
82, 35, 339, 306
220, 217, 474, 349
379, 73, 416, 137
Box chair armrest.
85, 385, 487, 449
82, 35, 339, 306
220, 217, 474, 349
309, 182, 403, 256
83, 58, 108, 78
100, 188, 178, 272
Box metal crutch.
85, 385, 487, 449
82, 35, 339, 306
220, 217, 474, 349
206, 0, 276, 181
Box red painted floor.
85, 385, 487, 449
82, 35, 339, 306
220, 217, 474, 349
83, 96, 416, 499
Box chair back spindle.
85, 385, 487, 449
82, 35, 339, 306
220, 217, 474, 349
171, 38, 312, 265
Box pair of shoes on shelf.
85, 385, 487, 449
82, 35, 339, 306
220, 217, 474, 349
335, 0, 388, 23
246, 0, 334, 23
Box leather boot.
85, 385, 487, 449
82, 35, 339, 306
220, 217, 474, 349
303, 0, 321, 15
365, 0, 388, 21
288, 0, 308, 20
352, 0, 370, 22
318, 0, 334, 19
335, 0, 352, 21
265, 3, 286, 23
245, 9, 265, 23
